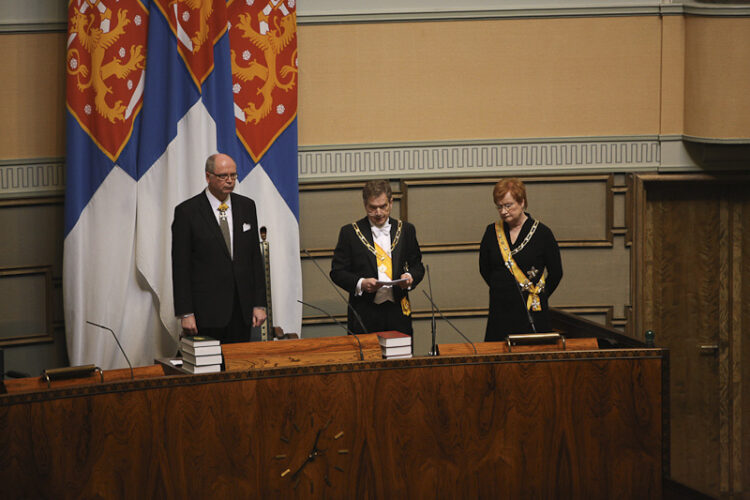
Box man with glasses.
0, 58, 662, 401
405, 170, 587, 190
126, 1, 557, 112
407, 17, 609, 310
330, 180, 425, 336
171, 153, 266, 343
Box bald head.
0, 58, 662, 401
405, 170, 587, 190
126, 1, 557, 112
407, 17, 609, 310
205, 153, 237, 201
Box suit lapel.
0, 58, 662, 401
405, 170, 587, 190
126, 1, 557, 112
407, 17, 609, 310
231, 193, 242, 257
389, 217, 402, 278
356, 217, 378, 274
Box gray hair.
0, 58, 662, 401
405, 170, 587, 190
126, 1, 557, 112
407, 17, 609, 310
205, 154, 218, 173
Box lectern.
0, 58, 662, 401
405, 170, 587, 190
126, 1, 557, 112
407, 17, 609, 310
0, 310, 665, 498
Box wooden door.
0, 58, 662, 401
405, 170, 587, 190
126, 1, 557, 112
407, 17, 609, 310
631, 174, 749, 498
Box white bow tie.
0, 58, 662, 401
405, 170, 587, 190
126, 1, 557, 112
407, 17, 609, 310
372, 225, 391, 238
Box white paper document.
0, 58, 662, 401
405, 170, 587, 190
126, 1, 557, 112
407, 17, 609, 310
376, 278, 408, 286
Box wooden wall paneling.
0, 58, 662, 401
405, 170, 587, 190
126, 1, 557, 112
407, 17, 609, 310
402, 178, 497, 249
0, 198, 63, 350
551, 240, 630, 323
728, 187, 744, 495
411, 251, 485, 312
0, 266, 53, 346
741, 189, 750, 494
299, 256, 347, 323
629, 174, 647, 340
631, 174, 750, 498
402, 175, 614, 250
612, 174, 628, 236
299, 182, 402, 254
718, 194, 731, 495
555, 306, 614, 330
649, 182, 721, 497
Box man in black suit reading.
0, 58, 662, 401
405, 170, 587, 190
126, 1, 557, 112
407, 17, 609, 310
171, 153, 266, 343
330, 180, 425, 335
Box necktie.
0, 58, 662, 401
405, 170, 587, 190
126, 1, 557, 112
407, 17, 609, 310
218, 204, 231, 257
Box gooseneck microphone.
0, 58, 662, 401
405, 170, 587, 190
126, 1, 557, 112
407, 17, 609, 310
426, 264, 438, 357
421, 290, 477, 355
298, 300, 365, 361
86, 320, 134, 379
301, 248, 370, 336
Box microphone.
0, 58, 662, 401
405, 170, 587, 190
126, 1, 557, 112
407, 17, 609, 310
504, 261, 537, 333
421, 290, 477, 355
86, 320, 134, 379
298, 300, 364, 361
426, 264, 438, 357
301, 248, 370, 336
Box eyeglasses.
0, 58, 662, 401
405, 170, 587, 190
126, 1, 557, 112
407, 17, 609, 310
496, 203, 516, 212
209, 172, 238, 181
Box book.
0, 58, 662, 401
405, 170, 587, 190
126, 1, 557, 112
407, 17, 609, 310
381, 345, 412, 357
383, 353, 412, 360
377, 331, 411, 348
182, 361, 221, 374
181, 351, 223, 366
180, 343, 222, 356
180, 335, 220, 348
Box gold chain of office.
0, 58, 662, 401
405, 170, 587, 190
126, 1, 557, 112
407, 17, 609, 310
352, 219, 403, 255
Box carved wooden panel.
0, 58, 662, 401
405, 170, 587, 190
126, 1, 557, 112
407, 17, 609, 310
1, 350, 663, 499
631, 174, 750, 497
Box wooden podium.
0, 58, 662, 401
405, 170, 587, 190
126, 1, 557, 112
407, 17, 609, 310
0, 313, 666, 498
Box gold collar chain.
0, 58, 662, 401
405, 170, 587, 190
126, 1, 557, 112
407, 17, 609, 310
352, 220, 403, 255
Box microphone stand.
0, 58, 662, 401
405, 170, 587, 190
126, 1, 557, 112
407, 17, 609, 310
86, 320, 134, 379
301, 248, 370, 336
298, 300, 364, 361
426, 264, 438, 356
421, 290, 477, 355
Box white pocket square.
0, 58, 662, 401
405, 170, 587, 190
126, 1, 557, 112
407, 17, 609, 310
243, 223, 252, 232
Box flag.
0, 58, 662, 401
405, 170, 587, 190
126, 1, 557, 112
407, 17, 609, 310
64, 0, 301, 369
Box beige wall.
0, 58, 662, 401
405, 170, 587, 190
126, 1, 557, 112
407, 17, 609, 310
0, 33, 66, 160
660, 15, 686, 136
298, 17, 663, 145
684, 17, 750, 140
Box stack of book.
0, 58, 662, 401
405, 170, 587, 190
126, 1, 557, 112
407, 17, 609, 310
180, 335, 222, 373
377, 331, 412, 359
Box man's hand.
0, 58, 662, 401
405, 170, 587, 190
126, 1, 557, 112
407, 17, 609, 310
181, 315, 198, 337
252, 307, 267, 327
397, 273, 413, 289
361, 278, 383, 294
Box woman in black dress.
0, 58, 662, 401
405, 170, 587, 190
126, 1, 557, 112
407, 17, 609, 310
479, 178, 563, 342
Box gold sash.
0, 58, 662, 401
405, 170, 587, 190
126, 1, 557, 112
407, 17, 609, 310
374, 242, 392, 279
495, 221, 545, 311
353, 220, 411, 316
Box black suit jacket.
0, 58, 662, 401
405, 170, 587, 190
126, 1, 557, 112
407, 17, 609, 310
172, 191, 266, 328
330, 217, 425, 332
